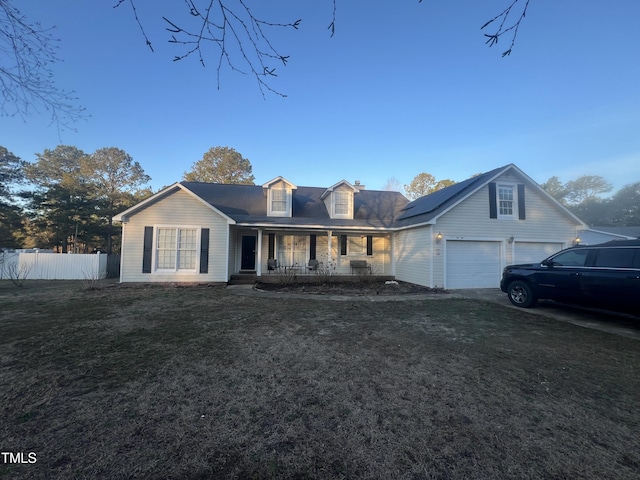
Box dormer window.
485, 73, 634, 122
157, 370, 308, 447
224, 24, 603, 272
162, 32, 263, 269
321, 180, 359, 219
271, 188, 287, 213
263, 177, 296, 217
334, 191, 350, 216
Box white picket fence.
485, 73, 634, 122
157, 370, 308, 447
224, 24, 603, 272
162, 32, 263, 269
0, 252, 107, 280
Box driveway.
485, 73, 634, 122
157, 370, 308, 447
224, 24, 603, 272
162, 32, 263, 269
456, 288, 640, 340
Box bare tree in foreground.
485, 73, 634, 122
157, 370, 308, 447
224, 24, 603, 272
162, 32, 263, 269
0, 0, 86, 131
1, 0, 532, 128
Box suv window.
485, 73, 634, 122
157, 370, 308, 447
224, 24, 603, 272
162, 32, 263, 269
593, 248, 637, 268
548, 249, 590, 267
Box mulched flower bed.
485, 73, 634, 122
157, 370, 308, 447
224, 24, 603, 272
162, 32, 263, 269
254, 280, 447, 296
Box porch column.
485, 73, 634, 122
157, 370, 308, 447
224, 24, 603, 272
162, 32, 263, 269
256, 229, 263, 276
390, 232, 396, 276
326, 230, 332, 269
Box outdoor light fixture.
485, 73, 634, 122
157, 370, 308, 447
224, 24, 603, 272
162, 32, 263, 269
574, 236, 581, 245
435, 232, 443, 243
508, 236, 514, 244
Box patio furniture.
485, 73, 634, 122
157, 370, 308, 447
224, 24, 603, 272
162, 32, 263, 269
307, 259, 320, 271
267, 258, 279, 273
350, 260, 371, 274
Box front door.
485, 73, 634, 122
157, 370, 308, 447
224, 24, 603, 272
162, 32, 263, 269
241, 236, 256, 271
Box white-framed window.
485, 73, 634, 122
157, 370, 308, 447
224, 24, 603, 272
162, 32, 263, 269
335, 191, 349, 215
276, 234, 307, 267
156, 227, 199, 271
497, 184, 516, 218
340, 235, 373, 256
271, 188, 287, 213
267, 187, 291, 216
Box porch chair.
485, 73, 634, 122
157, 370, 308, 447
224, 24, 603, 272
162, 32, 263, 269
307, 259, 320, 271
267, 258, 279, 273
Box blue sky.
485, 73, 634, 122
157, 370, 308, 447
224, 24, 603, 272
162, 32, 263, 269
2, 1, 640, 195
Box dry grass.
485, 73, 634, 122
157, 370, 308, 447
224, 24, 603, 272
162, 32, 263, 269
1, 280, 639, 479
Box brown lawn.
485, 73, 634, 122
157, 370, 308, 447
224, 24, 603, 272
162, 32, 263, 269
1, 280, 639, 479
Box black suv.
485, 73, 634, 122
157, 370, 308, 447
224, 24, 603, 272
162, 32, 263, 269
500, 240, 640, 309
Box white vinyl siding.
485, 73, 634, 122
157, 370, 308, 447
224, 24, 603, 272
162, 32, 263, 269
348, 236, 365, 254
394, 228, 433, 287
399, 172, 580, 288
120, 189, 230, 283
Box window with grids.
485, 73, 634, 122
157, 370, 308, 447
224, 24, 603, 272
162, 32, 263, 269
271, 188, 287, 213
498, 185, 514, 216
156, 227, 197, 270
334, 191, 350, 216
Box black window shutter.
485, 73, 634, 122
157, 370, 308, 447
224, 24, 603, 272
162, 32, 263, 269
142, 226, 153, 273
366, 235, 373, 256
310, 235, 316, 260
340, 235, 347, 256
200, 228, 210, 273
517, 184, 526, 220
268, 234, 275, 258
488, 182, 497, 219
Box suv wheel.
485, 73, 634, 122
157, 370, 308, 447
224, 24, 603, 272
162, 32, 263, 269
507, 280, 537, 308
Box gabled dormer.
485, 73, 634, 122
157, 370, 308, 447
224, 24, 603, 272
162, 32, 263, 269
320, 180, 360, 219
262, 177, 297, 217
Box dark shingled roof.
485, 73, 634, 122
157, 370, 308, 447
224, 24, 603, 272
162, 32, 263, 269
180, 182, 409, 229
394, 166, 508, 226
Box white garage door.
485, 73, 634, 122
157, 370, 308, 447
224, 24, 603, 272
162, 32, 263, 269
514, 242, 563, 264
446, 240, 501, 289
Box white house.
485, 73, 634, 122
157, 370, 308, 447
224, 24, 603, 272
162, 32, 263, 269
114, 164, 587, 289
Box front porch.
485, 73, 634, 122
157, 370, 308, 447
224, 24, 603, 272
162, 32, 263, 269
230, 228, 394, 279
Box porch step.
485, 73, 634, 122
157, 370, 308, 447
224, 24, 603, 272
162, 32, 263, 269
228, 274, 257, 285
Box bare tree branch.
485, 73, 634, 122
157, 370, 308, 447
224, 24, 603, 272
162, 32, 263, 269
0, 0, 86, 133
481, 0, 531, 57
113, 0, 154, 52
122, 0, 301, 98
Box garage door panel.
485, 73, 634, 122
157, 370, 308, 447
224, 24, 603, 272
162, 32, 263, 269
514, 242, 563, 264
447, 241, 501, 289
